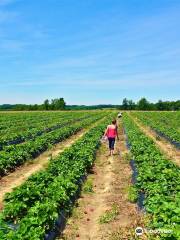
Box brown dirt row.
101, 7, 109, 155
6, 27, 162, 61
0, 119, 105, 208
128, 113, 180, 167
58, 120, 146, 240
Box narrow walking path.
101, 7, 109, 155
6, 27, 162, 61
0, 120, 105, 208
59, 120, 146, 240
129, 114, 180, 167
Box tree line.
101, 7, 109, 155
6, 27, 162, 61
0, 98, 66, 111
0, 97, 179, 111
120, 98, 180, 111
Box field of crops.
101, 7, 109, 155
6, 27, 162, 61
0, 111, 179, 240
0, 111, 115, 239
131, 111, 180, 148
123, 113, 180, 239
0, 111, 108, 176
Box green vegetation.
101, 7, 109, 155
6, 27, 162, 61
123, 114, 180, 239
82, 178, 94, 193
131, 111, 180, 144
99, 203, 119, 224
121, 98, 180, 110
122, 152, 132, 162
0, 97, 180, 111
0, 112, 107, 176
128, 186, 138, 203
0, 112, 95, 149
0, 110, 179, 239
0, 98, 66, 111
0, 113, 116, 239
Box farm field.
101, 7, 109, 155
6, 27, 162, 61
123, 113, 180, 239
0, 111, 107, 176
0, 111, 179, 240
130, 111, 180, 147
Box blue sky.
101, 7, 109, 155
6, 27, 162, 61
0, 0, 180, 105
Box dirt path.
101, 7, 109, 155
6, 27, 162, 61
129, 114, 180, 167
0, 123, 101, 207
59, 120, 146, 240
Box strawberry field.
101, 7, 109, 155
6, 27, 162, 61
130, 111, 180, 148
0, 111, 107, 176
0, 111, 179, 240
123, 113, 180, 239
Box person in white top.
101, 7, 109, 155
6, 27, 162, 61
118, 112, 122, 118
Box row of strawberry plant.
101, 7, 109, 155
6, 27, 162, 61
0, 113, 105, 177
0, 113, 69, 136
0, 112, 97, 149
131, 111, 180, 146
0, 115, 115, 240
123, 114, 180, 239
0, 112, 68, 130
0, 111, 96, 126
0, 111, 94, 134
0, 113, 96, 150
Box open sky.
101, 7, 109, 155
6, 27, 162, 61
0, 0, 180, 105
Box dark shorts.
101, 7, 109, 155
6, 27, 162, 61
108, 137, 115, 150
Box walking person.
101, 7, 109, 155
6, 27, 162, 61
118, 112, 122, 118
104, 119, 119, 156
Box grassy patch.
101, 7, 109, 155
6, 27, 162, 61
48, 153, 53, 161
108, 229, 139, 240
99, 203, 119, 224
128, 186, 138, 203
108, 229, 125, 240
122, 152, 132, 162
70, 206, 82, 220
82, 178, 94, 193
155, 135, 161, 141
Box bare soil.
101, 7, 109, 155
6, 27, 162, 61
129, 114, 180, 167
58, 120, 147, 240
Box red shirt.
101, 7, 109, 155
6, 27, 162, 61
106, 125, 117, 138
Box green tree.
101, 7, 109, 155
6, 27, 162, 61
58, 98, 66, 110
50, 98, 66, 110
156, 100, 165, 110
174, 100, 180, 110
137, 98, 150, 110
127, 100, 136, 110
43, 99, 50, 110
122, 98, 128, 110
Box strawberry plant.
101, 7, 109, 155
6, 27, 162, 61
131, 111, 180, 147
123, 114, 180, 239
